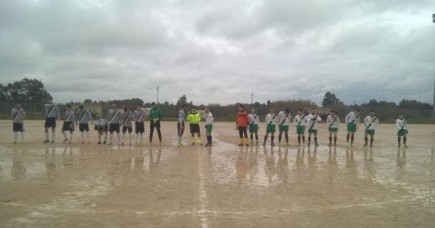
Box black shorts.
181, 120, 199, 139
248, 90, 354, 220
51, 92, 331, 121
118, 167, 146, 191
135, 122, 145, 133
122, 126, 132, 133
79, 123, 89, 132
13, 123, 24, 132
109, 123, 120, 133
190, 123, 200, 134
95, 125, 108, 132
45, 117, 56, 128
62, 121, 74, 132
177, 122, 185, 135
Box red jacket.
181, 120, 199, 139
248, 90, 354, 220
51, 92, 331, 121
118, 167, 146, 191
237, 111, 249, 127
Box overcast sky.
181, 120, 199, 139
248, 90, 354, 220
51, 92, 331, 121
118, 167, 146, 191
0, 0, 434, 105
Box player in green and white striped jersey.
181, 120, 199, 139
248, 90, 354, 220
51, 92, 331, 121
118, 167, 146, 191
11, 103, 25, 144
345, 108, 360, 146
396, 114, 408, 148
277, 109, 291, 146
363, 111, 379, 147
263, 107, 278, 147
307, 108, 322, 147
293, 109, 308, 146
326, 110, 340, 146
248, 108, 260, 145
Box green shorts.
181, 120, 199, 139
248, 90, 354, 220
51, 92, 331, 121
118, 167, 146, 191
296, 126, 305, 135
205, 125, 213, 133
249, 124, 259, 133
397, 129, 408, 136
329, 127, 338, 132
308, 128, 317, 134
365, 129, 375, 136
266, 124, 276, 133
279, 125, 289, 133
347, 123, 357, 132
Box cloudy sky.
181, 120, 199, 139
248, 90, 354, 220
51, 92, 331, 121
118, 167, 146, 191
0, 0, 434, 105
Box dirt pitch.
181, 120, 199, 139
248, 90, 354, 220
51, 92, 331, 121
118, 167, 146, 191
0, 120, 434, 228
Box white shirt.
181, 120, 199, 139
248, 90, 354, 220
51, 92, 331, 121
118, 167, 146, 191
327, 115, 340, 128
248, 113, 260, 125
364, 116, 379, 130
277, 111, 291, 126
396, 118, 407, 130
294, 114, 308, 126
265, 113, 278, 125
345, 111, 361, 124
205, 112, 214, 125
307, 114, 322, 130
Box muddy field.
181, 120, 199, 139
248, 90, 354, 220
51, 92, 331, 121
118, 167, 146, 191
0, 120, 434, 227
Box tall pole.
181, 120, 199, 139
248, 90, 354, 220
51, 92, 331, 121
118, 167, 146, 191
156, 86, 160, 104
433, 74, 435, 122
250, 92, 254, 105
433, 14, 435, 122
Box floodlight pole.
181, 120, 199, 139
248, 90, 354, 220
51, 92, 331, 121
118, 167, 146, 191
250, 92, 254, 105
156, 86, 160, 104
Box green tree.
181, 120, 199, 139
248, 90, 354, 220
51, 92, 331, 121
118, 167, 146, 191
176, 95, 188, 107
2, 78, 52, 102
398, 99, 432, 110
322, 92, 343, 107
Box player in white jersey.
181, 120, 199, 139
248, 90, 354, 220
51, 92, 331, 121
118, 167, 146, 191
263, 107, 278, 147
277, 109, 291, 146
62, 104, 76, 144
396, 114, 408, 148
326, 110, 340, 146
176, 104, 187, 147
76, 105, 93, 144
345, 108, 360, 146
44, 99, 60, 143
363, 111, 379, 147
294, 109, 308, 145
121, 107, 133, 145
204, 107, 214, 147
11, 103, 25, 143
248, 108, 260, 145
94, 118, 108, 144
307, 108, 322, 147
107, 103, 122, 145
133, 105, 146, 146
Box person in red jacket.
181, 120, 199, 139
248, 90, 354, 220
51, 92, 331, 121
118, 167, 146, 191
236, 104, 249, 146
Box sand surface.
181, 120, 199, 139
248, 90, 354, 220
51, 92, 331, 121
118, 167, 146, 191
0, 120, 434, 227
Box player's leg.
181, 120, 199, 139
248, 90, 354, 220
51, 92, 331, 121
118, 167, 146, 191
314, 130, 319, 147
278, 128, 283, 144
156, 121, 162, 144
308, 131, 312, 146
149, 121, 155, 144
243, 128, 249, 146
238, 128, 244, 146
329, 131, 333, 146
397, 135, 401, 147
364, 130, 368, 147
69, 126, 74, 144
271, 132, 275, 146
333, 132, 337, 146
263, 132, 269, 146
284, 128, 289, 145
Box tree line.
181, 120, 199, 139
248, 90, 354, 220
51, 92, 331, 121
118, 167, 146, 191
0, 78, 433, 123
